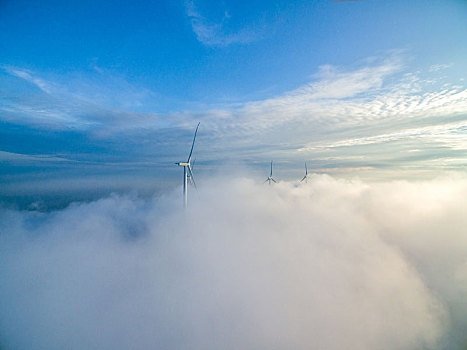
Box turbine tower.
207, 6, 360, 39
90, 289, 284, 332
175, 122, 199, 208
264, 160, 277, 185
300, 162, 309, 183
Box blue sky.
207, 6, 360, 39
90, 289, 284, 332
1, 0, 466, 204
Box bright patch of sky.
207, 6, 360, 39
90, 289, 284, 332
0, 0, 466, 202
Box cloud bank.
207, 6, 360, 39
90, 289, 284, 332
1, 175, 467, 349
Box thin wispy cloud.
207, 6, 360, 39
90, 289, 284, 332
0, 151, 75, 163
0, 66, 171, 130
184, 0, 260, 47
2, 66, 55, 94
304, 120, 467, 150
429, 63, 452, 72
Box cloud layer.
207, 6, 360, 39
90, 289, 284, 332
2, 54, 466, 172
1, 175, 467, 349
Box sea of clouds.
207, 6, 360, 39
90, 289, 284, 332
1, 174, 467, 350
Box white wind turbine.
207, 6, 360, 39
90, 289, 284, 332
175, 122, 199, 208
300, 162, 310, 183
264, 160, 277, 185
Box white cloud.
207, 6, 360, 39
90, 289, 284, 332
185, 0, 260, 47
232, 61, 466, 138
429, 63, 452, 72
3, 175, 467, 349
301, 120, 467, 150
2, 66, 55, 94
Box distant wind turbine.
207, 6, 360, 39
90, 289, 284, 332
264, 161, 277, 185
175, 122, 199, 208
300, 162, 310, 183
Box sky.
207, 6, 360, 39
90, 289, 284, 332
0, 0, 466, 205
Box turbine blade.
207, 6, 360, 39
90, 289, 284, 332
300, 175, 306, 182
187, 122, 200, 162
270, 161, 273, 177
272, 178, 277, 183
191, 158, 196, 171
188, 165, 197, 189
305, 162, 308, 175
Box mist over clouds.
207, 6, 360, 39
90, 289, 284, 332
1, 175, 467, 349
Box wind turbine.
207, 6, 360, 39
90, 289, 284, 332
264, 161, 277, 185
300, 162, 310, 183
175, 122, 199, 208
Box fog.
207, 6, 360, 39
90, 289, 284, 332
1, 174, 467, 349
